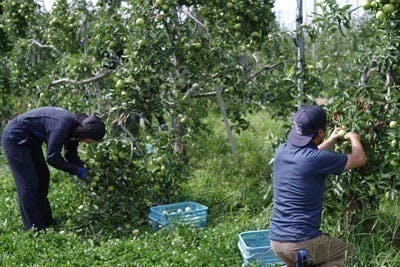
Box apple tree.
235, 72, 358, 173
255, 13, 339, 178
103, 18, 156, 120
300, 0, 400, 227
2, 0, 282, 233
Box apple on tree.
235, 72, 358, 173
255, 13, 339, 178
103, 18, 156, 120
389, 121, 397, 128
135, 18, 145, 26
337, 129, 347, 138
155, 0, 163, 7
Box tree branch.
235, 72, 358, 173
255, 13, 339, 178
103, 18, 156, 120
50, 69, 113, 86
29, 39, 58, 51
358, 58, 377, 88
180, 6, 209, 35
115, 114, 145, 170
248, 62, 281, 82
182, 83, 199, 101
215, 86, 236, 157
191, 91, 216, 98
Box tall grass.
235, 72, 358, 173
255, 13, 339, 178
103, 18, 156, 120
185, 110, 285, 216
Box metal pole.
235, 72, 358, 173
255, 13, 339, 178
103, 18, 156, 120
312, 0, 317, 60
296, 0, 305, 108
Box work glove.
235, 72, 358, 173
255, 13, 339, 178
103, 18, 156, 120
76, 167, 89, 180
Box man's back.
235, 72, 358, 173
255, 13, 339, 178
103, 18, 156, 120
269, 142, 347, 242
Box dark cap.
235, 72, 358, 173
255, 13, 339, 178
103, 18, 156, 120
82, 115, 106, 140
288, 105, 327, 147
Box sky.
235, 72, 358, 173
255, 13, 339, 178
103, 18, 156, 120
274, 0, 364, 29
42, 0, 363, 30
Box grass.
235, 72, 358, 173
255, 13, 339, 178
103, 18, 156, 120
0, 110, 399, 266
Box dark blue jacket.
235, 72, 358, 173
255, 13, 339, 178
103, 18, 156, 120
6, 107, 84, 175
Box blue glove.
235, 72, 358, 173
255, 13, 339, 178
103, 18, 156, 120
76, 167, 88, 180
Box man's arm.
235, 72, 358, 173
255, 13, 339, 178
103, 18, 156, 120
344, 132, 366, 170
318, 128, 342, 150
64, 139, 84, 167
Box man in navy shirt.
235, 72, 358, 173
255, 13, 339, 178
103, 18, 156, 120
269, 105, 366, 266
2, 107, 106, 233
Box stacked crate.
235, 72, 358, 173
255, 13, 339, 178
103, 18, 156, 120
238, 230, 284, 266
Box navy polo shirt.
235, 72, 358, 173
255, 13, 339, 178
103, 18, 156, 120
269, 142, 347, 242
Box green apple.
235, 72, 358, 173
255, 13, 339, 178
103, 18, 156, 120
155, 0, 163, 7
389, 159, 399, 167
251, 15, 259, 22
131, 229, 139, 235
116, 79, 125, 88
390, 139, 397, 148
191, 42, 202, 49
162, 4, 169, 12
136, 18, 145, 26
184, 206, 192, 212
234, 23, 241, 30
389, 121, 397, 128
363, 1, 371, 10
137, 39, 147, 47
376, 10, 385, 20
382, 4, 395, 14
107, 185, 115, 191
155, 156, 163, 163
337, 129, 347, 138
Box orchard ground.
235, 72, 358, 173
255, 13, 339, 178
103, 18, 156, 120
0, 111, 399, 266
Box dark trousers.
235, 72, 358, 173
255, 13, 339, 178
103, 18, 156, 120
2, 124, 53, 230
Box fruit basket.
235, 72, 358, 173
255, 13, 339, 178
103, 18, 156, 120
149, 201, 208, 230
238, 230, 284, 266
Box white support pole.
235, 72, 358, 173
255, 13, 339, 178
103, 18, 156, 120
296, 0, 305, 108
312, 0, 317, 60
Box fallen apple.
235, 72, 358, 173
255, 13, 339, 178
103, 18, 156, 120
131, 229, 139, 235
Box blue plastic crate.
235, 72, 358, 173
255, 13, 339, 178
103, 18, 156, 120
149, 201, 208, 230
238, 230, 284, 266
